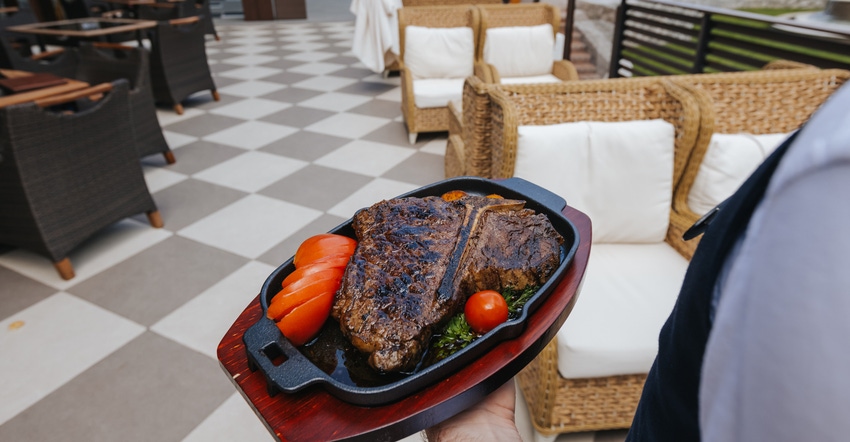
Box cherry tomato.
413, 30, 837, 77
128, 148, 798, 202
267, 269, 343, 321
276, 290, 335, 346
281, 254, 350, 288
293, 234, 357, 268
464, 290, 509, 334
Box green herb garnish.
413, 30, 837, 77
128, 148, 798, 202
429, 286, 541, 362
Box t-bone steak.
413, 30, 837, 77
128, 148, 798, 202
331, 193, 563, 372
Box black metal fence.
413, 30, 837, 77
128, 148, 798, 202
609, 0, 850, 77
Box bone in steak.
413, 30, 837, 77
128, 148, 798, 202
332, 193, 563, 373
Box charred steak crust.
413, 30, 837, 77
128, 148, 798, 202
333, 194, 564, 373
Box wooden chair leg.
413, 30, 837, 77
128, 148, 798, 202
211, 90, 220, 101
163, 151, 176, 164
174, 103, 184, 115
147, 210, 164, 228
54, 257, 75, 280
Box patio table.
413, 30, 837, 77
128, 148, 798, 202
0, 69, 91, 108
216, 204, 592, 441
5, 17, 156, 46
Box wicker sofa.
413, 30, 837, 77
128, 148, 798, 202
482, 77, 709, 437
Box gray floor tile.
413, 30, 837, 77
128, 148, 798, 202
192, 92, 242, 111
347, 98, 404, 119
262, 86, 325, 104
0, 267, 56, 321
258, 164, 373, 210
330, 66, 375, 79
259, 105, 336, 128
361, 120, 418, 146
0, 332, 233, 442
154, 140, 246, 176
69, 236, 248, 326
335, 80, 398, 97
259, 130, 351, 162
139, 179, 248, 232
164, 114, 246, 138
382, 152, 446, 186
261, 70, 314, 85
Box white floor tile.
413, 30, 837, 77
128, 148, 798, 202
276, 27, 316, 35
218, 66, 283, 81
224, 36, 275, 45
283, 51, 337, 62
163, 131, 200, 149
157, 108, 205, 127
152, 261, 276, 360
217, 80, 287, 98
278, 34, 323, 42
202, 121, 298, 150
226, 29, 274, 37
0, 293, 145, 425
315, 139, 414, 177
178, 194, 322, 259
288, 62, 346, 76
209, 98, 291, 120
143, 165, 189, 194
193, 151, 308, 193
223, 44, 278, 54
326, 32, 354, 41
375, 86, 402, 102
0, 220, 172, 290
327, 178, 419, 218
281, 42, 330, 52
297, 92, 372, 112
220, 54, 279, 66
420, 137, 448, 156
291, 75, 357, 92
305, 113, 390, 139
182, 393, 275, 442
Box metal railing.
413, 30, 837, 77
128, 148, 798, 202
609, 0, 850, 77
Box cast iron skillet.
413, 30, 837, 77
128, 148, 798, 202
243, 176, 579, 406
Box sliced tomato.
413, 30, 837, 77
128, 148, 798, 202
281, 254, 351, 288
294, 234, 357, 268
464, 290, 509, 334
276, 289, 335, 346
268, 270, 343, 321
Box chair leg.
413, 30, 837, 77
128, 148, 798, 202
163, 151, 176, 164
408, 132, 417, 145
146, 210, 164, 228
211, 90, 220, 101
54, 258, 75, 280
174, 103, 184, 115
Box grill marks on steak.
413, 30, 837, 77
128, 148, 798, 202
332, 194, 563, 373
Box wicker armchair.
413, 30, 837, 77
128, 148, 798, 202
398, 5, 480, 144
138, 0, 219, 41
147, 17, 219, 114
0, 41, 175, 164
486, 78, 709, 437
475, 3, 578, 84
0, 80, 163, 280
667, 68, 850, 257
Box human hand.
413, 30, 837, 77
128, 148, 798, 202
424, 379, 522, 442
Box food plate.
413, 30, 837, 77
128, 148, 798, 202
243, 176, 579, 406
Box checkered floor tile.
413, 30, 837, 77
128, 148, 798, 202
0, 16, 625, 442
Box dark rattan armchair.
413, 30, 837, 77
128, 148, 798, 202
0, 39, 175, 163
147, 17, 219, 114
0, 80, 163, 280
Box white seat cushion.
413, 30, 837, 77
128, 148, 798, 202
513, 119, 676, 243
556, 242, 688, 379
688, 132, 790, 216
500, 74, 563, 85
412, 78, 465, 109
404, 25, 474, 79
483, 24, 554, 78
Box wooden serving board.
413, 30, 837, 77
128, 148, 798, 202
217, 205, 591, 442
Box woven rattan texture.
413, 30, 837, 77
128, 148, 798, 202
0, 80, 158, 263
398, 5, 480, 138
669, 68, 850, 257
400, 0, 499, 6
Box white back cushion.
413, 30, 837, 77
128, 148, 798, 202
483, 24, 554, 78
556, 242, 688, 378
688, 132, 789, 216
513, 119, 675, 243
404, 25, 474, 79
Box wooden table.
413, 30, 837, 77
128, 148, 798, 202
217, 205, 592, 442
0, 69, 91, 109
0, 6, 19, 13
5, 17, 156, 45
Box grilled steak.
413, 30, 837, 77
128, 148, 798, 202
332, 193, 563, 372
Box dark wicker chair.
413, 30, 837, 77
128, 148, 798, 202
138, 0, 219, 41
0, 7, 42, 57
146, 18, 219, 114
0, 40, 175, 163
0, 80, 163, 280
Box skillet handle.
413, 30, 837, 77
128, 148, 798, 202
499, 177, 567, 213
243, 318, 323, 395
